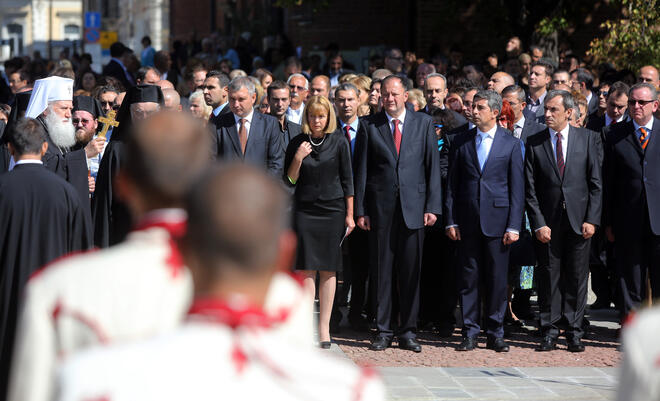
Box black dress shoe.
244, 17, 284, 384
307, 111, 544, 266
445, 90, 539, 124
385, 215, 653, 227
398, 338, 422, 353
536, 336, 557, 351
370, 336, 392, 351
486, 337, 510, 352
567, 338, 585, 353
456, 337, 477, 351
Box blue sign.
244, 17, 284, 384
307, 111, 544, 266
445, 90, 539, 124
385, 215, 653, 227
85, 12, 101, 28
85, 28, 100, 43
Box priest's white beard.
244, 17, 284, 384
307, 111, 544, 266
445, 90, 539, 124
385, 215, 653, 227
45, 110, 76, 149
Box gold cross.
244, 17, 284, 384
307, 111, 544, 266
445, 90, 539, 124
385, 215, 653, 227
97, 109, 119, 139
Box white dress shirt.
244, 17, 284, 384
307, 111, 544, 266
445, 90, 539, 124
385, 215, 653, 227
14, 159, 43, 166
385, 108, 407, 136
513, 115, 526, 139
633, 116, 654, 141
286, 104, 305, 125
549, 124, 570, 164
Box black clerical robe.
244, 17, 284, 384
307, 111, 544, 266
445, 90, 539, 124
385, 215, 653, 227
0, 163, 92, 398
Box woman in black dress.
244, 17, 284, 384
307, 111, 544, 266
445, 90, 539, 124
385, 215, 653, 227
284, 95, 355, 348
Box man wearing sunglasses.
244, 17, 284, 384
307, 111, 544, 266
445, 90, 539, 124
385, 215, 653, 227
603, 83, 660, 322
586, 81, 630, 134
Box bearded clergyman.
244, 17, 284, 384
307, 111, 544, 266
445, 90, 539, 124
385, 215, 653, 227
24, 77, 92, 226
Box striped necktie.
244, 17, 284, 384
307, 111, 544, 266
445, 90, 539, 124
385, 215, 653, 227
639, 127, 649, 150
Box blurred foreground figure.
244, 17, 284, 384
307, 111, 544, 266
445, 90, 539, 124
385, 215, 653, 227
8, 114, 313, 401
617, 308, 660, 401
56, 164, 384, 401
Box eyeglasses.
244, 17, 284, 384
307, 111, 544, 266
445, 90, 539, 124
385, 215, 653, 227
628, 99, 656, 106
434, 124, 443, 129
72, 118, 93, 125
100, 101, 115, 107
599, 91, 609, 97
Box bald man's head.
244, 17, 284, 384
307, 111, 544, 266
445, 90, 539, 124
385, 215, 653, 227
121, 112, 210, 209
157, 79, 175, 90
162, 88, 182, 111
639, 66, 659, 89
487, 72, 515, 94
183, 164, 292, 279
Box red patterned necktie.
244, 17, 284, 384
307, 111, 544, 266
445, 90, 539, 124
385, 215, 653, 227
556, 133, 564, 178
344, 125, 352, 144
392, 119, 402, 154
640, 127, 649, 150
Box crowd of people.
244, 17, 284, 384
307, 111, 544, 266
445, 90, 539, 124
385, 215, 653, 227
0, 31, 659, 400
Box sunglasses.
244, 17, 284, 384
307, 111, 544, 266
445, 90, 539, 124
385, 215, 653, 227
599, 91, 609, 97
434, 124, 443, 129
628, 99, 655, 106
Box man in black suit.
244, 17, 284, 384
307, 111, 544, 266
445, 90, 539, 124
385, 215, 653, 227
527, 61, 554, 124
604, 83, 660, 319
503, 85, 546, 143
586, 81, 630, 133
570, 68, 598, 116
334, 82, 370, 330
422, 73, 467, 127
210, 77, 283, 177
267, 80, 301, 151
354, 75, 442, 352
102, 42, 135, 89
445, 90, 524, 353
525, 90, 602, 352
204, 71, 231, 128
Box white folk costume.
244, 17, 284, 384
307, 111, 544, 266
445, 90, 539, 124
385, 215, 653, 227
56, 297, 385, 401
8, 209, 313, 401
617, 307, 660, 401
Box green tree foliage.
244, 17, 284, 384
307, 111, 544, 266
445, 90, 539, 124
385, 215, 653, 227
588, 0, 660, 70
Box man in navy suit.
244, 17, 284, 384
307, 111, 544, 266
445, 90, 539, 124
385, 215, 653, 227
604, 83, 660, 319
354, 75, 442, 352
525, 90, 602, 352
445, 89, 524, 352
210, 77, 283, 177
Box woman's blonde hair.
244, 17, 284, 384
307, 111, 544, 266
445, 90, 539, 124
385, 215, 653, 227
302, 95, 337, 134
189, 89, 213, 120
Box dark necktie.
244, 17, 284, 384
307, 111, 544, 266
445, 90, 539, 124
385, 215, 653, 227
556, 132, 564, 178
640, 127, 649, 150
392, 119, 402, 154
239, 118, 248, 154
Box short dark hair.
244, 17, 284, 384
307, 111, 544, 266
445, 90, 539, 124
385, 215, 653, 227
9, 118, 47, 156
136, 66, 160, 83
571, 68, 594, 91
109, 42, 132, 58
607, 81, 630, 100
12, 68, 32, 83
501, 84, 526, 103
532, 60, 554, 77
141, 36, 151, 45
267, 80, 289, 97
205, 70, 230, 88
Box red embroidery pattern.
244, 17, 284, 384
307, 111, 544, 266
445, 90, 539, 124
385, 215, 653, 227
51, 300, 110, 345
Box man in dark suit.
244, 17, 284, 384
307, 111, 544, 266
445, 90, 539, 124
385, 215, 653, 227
422, 73, 467, 127
571, 68, 598, 116
586, 81, 630, 134
604, 83, 660, 319
445, 89, 524, 353
503, 85, 546, 143
102, 42, 135, 89
354, 75, 442, 352
267, 80, 301, 151
210, 77, 283, 177
525, 90, 603, 352
526, 61, 554, 124
204, 71, 231, 129
334, 82, 371, 330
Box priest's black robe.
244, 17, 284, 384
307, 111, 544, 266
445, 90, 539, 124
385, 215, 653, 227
91, 84, 164, 248
35, 116, 93, 237
0, 163, 92, 399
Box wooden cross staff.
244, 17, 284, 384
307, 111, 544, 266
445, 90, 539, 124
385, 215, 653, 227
98, 109, 119, 139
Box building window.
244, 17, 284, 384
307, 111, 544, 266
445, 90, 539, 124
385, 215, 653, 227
6, 23, 24, 56
64, 24, 80, 41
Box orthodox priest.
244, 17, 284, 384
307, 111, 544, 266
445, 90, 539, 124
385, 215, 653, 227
0, 118, 92, 400
24, 77, 91, 225
92, 84, 164, 247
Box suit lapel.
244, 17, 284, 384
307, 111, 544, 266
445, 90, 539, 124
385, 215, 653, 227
481, 127, 504, 174
225, 114, 242, 156
377, 113, 398, 159
245, 113, 262, 157
563, 126, 579, 178
541, 128, 561, 180
623, 121, 644, 158
643, 118, 660, 157
466, 128, 481, 174
400, 111, 415, 155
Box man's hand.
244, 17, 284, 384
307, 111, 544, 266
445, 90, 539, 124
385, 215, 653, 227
357, 216, 371, 231
85, 137, 105, 158
535, 226, 551, 243
503, 231, 519, 245
423, 213, 437, 227
88, 176, 95, 193
605, 226, 615, 243
582, 222, 596, 239
446, 226, 461, 241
